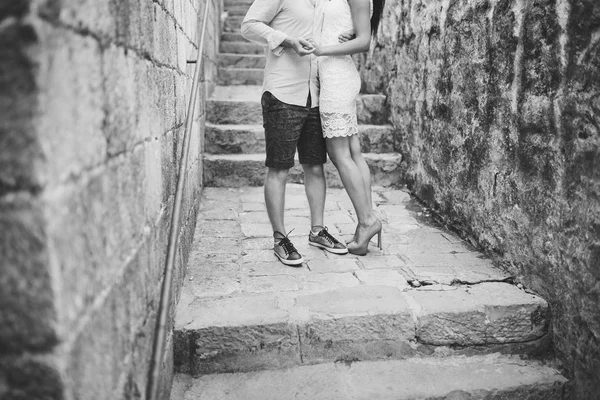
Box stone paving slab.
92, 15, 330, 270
174, 186, 550, 375
172, 354, 566, 400
202, 153, 404, 188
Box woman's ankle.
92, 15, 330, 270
358, 214, 378, 227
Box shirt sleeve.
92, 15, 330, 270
241, 0, 288, 56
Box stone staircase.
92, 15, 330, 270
168, 1, 569, 399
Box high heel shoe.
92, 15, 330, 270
347, 219, 382, 256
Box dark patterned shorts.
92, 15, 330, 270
261, 91, 327, 170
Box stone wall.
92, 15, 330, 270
358, 0, 599, 397
0, 0, 220, 398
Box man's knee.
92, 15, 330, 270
302, 163, 325, 178
266, 167, 290, 182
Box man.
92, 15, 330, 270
241, 0, 348, 266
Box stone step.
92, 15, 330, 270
208, 86, 389, 125
219, 53, 266, 69
224, 5, 251, 16
223, 16, 244, 33
202, 153, 404, 188
220, 41, 264, 55
171, 355, 566, 399
221, 32, 246, 42
174, 282, 550, 375
218, 67, 263, 85
205, 123, 397, 154
224, 0, 253, 6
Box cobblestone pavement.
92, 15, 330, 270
183, 184, 511, 299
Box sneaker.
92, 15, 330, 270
274, 231, 304, 267
309, 227, 348, 255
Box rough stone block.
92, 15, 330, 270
223, 16, 244, 33
51, 0, 115, 38
220, 41, 264, 55
356, 94, 389, 124
174, 295, 300, 375
0, 355, 65, 400
221, 32, 247, 42
205, 124, 264, 154
219, 53, 265, 68
0, 19, 45, 194
102, 44, 180, 156
293, 286, 415, 363
44, 146, 149, 330
203, 153, 404, 189
204, 124, 396, 155
218, 67, 263, 85
0, 195, 58, 354
36, 28, 107, 184
408, 283, 550, 346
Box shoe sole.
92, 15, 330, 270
274, 252, 304, 266
309, 241, 349, 255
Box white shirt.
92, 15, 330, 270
241, 0, 321, 108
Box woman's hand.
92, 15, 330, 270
283, 37, 315, 56
306, 38, 324, 56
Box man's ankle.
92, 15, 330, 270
310, 225, 324, 235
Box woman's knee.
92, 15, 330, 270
326, 140, 351, 166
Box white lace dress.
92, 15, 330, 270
318, 0, 371, 138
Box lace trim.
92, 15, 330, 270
322, 112, 358, 138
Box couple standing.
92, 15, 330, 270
241, 0, 385, 266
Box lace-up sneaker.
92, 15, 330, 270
309, 227, 348, 255
274, 231, 304, 267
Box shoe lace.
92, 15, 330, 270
276, 230, 298, 255
318, 227, 340, 245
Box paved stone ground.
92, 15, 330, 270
185, 183, 514, 289
174, 184, 552, 376
182, 184, 513, 295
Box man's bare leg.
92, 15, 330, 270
265, 167, 289, 235
302, 164, 326, 230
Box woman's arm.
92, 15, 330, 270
314, 0, 371, 56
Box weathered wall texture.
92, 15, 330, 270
358, 0, 599, 397
0, 0, 220, 398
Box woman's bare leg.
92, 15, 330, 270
349, 134, 373, 207
326, 137, 376, 225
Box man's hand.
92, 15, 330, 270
338, 29, 356, 43
305, 38, 323, 56
282, 37, 315, 56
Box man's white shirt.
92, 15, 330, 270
241, 0, 325, 108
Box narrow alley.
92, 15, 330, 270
169, 1, 567, 398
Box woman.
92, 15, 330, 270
309, 0, 385, 255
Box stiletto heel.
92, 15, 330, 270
348, 218, 382, 256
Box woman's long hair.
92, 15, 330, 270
371, 0, 385, 35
